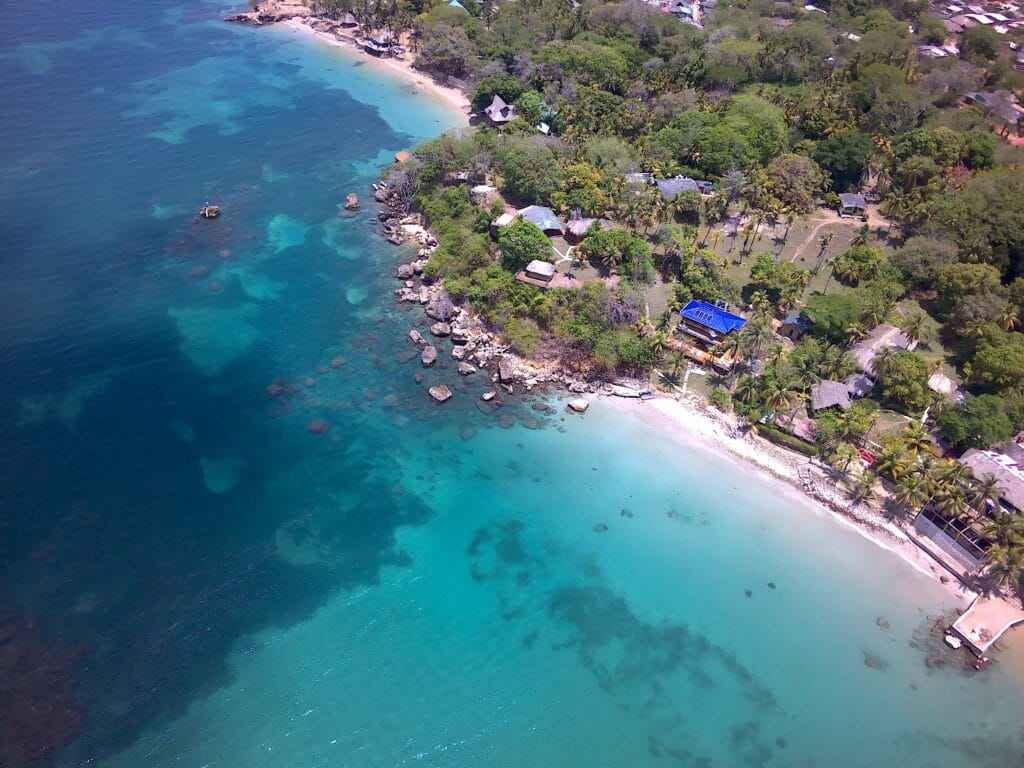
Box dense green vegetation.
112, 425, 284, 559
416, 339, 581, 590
313, 0, 1024, 590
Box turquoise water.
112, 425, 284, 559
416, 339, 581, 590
1, 3, 1022, 767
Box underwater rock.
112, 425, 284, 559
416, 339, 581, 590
329, 357, 347, 368
382, 394, 399, 408
458, 362, 475, 376
876, 617, 890, 631
266, 382, 284, 398
593, 523, 608, 533
498, 413, 515, 428
306, 419, 331, 434
767, 582, 776, 590
302, 377, 317, 388
428, 384, 452, 402
862, 652, 884, 669
408, 329, 426, 346
481, 391, 496, 402
531, 401, 548, 412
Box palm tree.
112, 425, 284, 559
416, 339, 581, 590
966, 473, 1005, 518
763, 378, 798, 416
901, 422, 931, 457
872, 346, 899, 380
734, 374, 760, 407
898, 312, 929, 347
851, 223, 872, 247
849, 470, 879, 506
830, 441, 860, 473
665, 350, 688, 382
874, 440, 910, 481
844, 322, 867, 344
996, 306, 1021, 332
720, 168, 750, 204
983, 543, 1024, 595
893, 474, 930, 515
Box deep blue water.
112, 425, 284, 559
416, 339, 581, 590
2, 3, 1023, 767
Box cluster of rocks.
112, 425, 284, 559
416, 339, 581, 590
371, 184, 437, 248
225, 0, 311, 24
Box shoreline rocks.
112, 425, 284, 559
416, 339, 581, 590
344, 193, 361, 211
421, 346, 437, 367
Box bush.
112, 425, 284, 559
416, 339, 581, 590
708, 387, 732, 412
756, 424, 818, 456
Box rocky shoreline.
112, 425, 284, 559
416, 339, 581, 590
369, 181, 600, 405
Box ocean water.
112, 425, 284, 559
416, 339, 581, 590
1, 3, 1022, 767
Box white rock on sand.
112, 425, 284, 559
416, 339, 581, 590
567, 398, 589, 413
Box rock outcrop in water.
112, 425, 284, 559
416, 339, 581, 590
343, 193, 361, 210
224, 0, 312, 24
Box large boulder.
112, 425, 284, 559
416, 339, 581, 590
408, 329, 426, 346
568, 398, 590, 413
428, 384, 452, 402
396, 263, 415, 279
344, 193, 361, 211
425, 292, 457, 321
430, 322, 451, 338
498, 357, 516, 383
451, 345, 467, 361
458, 362, 476, 376
421, 346, 438, 367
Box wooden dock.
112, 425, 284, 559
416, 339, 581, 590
950, 596, 1024, 656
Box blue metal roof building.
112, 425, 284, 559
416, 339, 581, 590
679, 300, 747, 340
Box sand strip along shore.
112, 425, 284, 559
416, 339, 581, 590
281, 19, 471, 121
605, 392, 978, 604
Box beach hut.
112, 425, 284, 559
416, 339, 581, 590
810, 380, 851, 412
779, 310, 812, 341
484, 94, 518, 125
517, 205, 565, 235
838, 192, 868, 219
677, 299, 747, 346
489, 212, 515, 239
515, 260, 557, 288
363, 33, 394, 56
565, 217, 612, 244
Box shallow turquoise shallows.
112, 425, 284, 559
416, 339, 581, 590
0, 3, 1021, 767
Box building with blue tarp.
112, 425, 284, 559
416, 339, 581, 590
678, 299, 747, 345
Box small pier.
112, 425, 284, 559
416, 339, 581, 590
950, 596, 1024, 656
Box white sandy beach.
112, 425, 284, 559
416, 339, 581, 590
605, 392, 977, 602
281, 19, 472, 120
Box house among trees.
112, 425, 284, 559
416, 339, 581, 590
960, 447, 1024, 515
654, 176, 714, 198
517, 205, 565, 235
837, 192, 868, 219
963, 91, 1024, 136
516, 259, 557, 287
810, 380, 852, 412
678, 299, 747, 345
779, 310, 812, 340
565, 211, 613, 243
484, 94, 518, 125
363, 32, 395, 56
850, 324, 914, 375
489, 212, 515, 238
